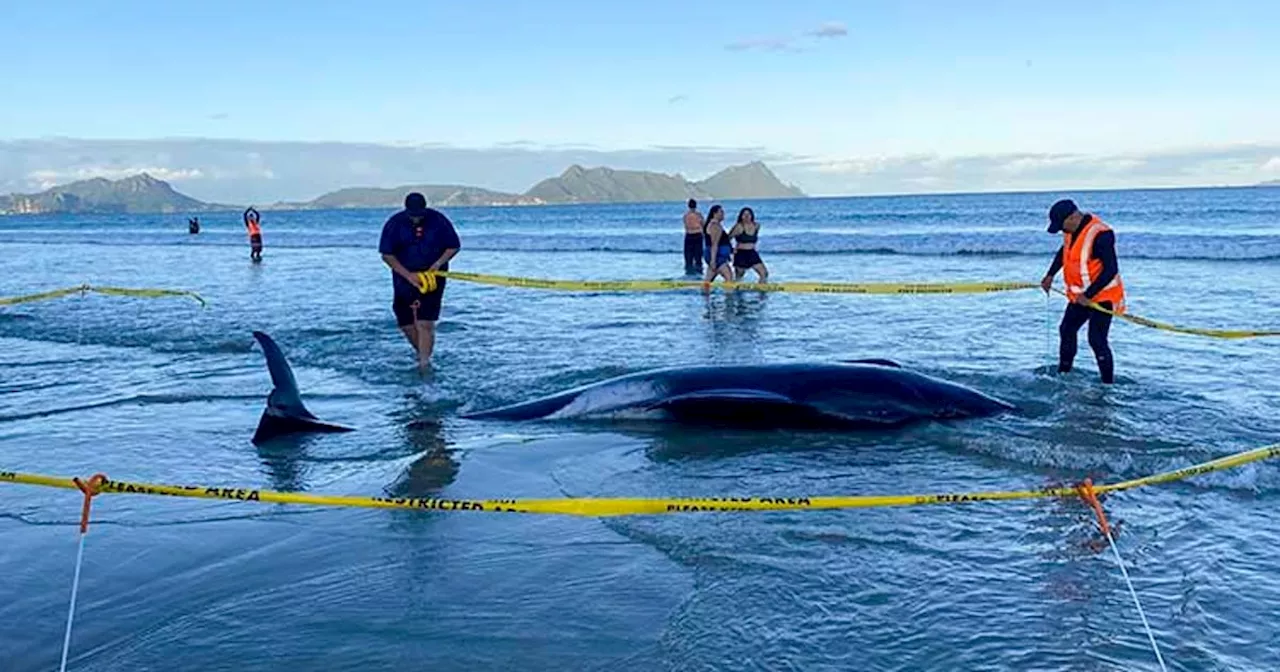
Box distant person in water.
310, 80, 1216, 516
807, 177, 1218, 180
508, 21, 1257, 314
727, 206, 768, 283
1040, 198, 1125, 384
682, 199, 704, 275
379, 192, 461, 370
702, 204, 733, 289
188, 217, 200, 234
244, 207, 262, 261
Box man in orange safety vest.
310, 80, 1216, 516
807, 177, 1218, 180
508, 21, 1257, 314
1040, 199, 1125, 384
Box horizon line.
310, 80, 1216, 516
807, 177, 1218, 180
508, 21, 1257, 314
4, 177, 1276, 217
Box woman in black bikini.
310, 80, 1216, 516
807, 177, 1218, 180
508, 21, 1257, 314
727, 207, 768, 283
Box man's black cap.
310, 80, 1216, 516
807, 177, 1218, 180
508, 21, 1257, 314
405, 192, 428, 212
1047, 199, 1078, 233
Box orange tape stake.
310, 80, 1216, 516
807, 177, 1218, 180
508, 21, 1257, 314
1075, 477, 1112, 537
1076, 478, 1168, 672
73, 474, 105, 533
60, 474, 105, 672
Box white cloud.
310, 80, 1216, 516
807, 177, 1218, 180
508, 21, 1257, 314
801, 154, 934, 175
347, 160, 378, 176
987, 154, 1147, 176
244, 152, 276, 180
782, 144, 1280, 195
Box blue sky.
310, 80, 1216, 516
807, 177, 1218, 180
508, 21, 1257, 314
3, 0, 1280, 199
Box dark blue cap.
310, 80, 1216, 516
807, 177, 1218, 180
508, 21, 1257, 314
404, 192, 428, 212
1047, 199, 1077, 233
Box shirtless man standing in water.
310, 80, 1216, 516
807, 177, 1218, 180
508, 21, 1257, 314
682, 199, 704, 275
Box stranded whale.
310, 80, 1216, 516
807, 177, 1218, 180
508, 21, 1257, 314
460, 359, 1014, 429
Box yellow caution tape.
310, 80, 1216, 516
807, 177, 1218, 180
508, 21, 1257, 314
1108, 310, 1280, 339
1052, 289, 1280, 339
0, 284, 206, 308
1095, 443, 1280, 494
433, 270, 1037, 296
3, 443, 1275, 517
431, 270, 1280, 338
0, 286, 86, 307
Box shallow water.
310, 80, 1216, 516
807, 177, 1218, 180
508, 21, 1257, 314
2, 188, 1279, 671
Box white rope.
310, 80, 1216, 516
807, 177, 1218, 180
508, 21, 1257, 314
1101, 525, 1168, 672
59, 532, 88, 672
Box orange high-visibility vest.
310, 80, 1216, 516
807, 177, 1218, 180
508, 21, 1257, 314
246, 220, 261, 236
1063, 216, 1125, 312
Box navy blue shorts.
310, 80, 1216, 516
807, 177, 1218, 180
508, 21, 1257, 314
705, 245, 732, 269
393, 277, 447, 326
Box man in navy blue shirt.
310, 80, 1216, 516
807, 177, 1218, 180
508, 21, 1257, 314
379, 192, 461, 368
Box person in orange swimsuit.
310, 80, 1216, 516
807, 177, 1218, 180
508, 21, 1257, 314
244, 207, 263, 262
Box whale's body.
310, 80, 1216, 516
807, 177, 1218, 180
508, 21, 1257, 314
461, 360, 1014, 429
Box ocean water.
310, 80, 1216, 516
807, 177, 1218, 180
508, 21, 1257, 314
1, 187, 1279, 671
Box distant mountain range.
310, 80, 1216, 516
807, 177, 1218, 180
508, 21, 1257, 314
0, 161, 806, 215
0, 173, 235, 215
273, 160, 804, 210
291, 184, 538, 209
523, 161, 805, 204
1260, 179, 1280, 187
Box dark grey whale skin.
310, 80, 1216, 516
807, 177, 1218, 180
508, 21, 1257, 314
460, 359, 1015, 429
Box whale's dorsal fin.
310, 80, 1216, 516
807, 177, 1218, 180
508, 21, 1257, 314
253, 331, 317, 420
251, 331, 354, 444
